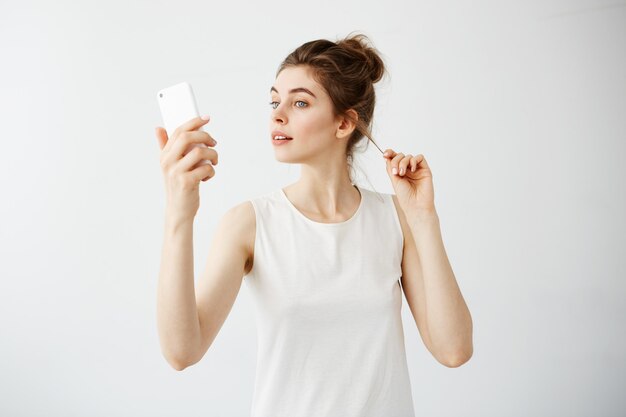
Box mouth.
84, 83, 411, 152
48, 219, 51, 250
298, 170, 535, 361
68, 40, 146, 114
272, 136, 292, 146
272, 135, 293, 141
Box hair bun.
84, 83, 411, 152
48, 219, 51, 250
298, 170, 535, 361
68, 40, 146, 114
336, 33, 386, 84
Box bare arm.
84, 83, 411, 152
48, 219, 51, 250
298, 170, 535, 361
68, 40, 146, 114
156, 215, 201, 371
156, 202, 254, 371
394, 193, 473, 367
154, 115, 227, 371
407, 209, 473, 367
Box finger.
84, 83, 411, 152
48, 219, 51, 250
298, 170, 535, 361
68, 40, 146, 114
189, 161, 216, 183
177, 146, 219, 173
155, 127, 168, 150
169, 115, 211, 148
416, 154, 429, 169
171, 130, 217, 159
398, 154, 413, 176
383, 149, 396, 159
161, 130, 216, 169
390, 153, 405, 175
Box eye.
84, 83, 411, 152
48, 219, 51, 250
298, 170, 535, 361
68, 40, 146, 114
268, 100, 308, 110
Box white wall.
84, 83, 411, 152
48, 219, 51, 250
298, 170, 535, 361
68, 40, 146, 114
1, 0, 624, 416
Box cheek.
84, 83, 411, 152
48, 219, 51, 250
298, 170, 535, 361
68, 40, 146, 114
296, 110, 334, 140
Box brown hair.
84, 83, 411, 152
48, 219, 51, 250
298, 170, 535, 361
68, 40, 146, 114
276, 32, 388, 183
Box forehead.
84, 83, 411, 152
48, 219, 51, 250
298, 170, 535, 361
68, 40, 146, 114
272, 66, 320, 94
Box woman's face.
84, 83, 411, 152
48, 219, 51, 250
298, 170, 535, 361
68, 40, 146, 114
269, 66, 342, 163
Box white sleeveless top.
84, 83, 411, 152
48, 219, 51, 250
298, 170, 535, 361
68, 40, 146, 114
244, 185, 415, 417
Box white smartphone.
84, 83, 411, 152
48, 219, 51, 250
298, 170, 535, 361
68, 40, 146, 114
156, 81, 211, 166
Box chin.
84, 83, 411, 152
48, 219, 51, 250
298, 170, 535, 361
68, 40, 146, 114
274, 150, 307, 164
274, 154, 299, 163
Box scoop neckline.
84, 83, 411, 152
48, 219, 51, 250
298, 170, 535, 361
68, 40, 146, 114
279, 184, 364, 226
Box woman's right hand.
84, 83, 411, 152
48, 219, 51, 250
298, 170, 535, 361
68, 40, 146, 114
155, 115, 219, 222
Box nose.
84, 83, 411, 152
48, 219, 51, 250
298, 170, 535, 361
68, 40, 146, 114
271, 103, 286, 123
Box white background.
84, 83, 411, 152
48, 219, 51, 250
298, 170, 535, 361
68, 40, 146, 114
1, 1, 624, 416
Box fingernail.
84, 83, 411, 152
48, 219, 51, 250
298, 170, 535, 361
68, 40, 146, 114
400, 168, 405, 175
201, 114, 210, 120
392, 167, 398, 175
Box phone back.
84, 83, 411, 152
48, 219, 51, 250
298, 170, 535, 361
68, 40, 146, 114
157, 81, 201, 138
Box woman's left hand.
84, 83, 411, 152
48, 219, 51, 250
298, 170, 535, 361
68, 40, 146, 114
383, 149, 436, 213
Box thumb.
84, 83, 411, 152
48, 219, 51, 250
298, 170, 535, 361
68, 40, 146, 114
385, 157, 393, 176
385, 157, 399, 183
155, 127, 168, 150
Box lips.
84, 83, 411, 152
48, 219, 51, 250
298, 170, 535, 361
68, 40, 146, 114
271, 130, 293, 140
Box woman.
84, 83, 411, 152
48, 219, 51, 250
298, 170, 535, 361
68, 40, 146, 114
155, 33, 473, 417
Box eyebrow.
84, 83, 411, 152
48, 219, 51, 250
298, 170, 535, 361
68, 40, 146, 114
270, 86, 317, 98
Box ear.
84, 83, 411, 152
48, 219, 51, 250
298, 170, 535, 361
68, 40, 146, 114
335, 109, 358, 140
